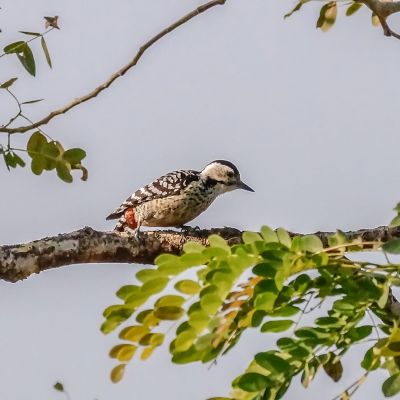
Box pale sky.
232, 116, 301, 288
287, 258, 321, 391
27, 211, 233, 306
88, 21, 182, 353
1, 0, 399, 399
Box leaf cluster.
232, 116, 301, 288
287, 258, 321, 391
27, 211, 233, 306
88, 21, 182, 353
26, 132, 87, 182
285, 1, 380, 33
3, 30, 52, 76
102, 226, 400, 398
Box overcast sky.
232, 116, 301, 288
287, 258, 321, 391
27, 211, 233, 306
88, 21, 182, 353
1, 0, 400, 399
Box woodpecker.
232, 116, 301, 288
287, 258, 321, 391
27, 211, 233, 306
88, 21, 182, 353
106, 160, 254, 233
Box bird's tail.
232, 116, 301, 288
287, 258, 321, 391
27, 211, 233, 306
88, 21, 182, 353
106, 207, 125, 221
107, 207, 138, 232
113, 215, 127, 232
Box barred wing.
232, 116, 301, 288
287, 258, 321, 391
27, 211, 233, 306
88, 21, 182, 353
106, 170, 200, 220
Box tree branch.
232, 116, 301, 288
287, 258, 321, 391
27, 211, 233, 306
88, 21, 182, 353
0, 0, 227, 134
1, 225, 400, 283
359, 0, 400, 39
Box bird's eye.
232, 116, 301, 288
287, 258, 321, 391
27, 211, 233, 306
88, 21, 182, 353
227, 171, 234, 178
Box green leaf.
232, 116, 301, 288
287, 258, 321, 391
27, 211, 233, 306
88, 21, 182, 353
19, 31, 41, 36
255, 352, 292, 375
315, 316, 342, 328
27, 131, 47, 157
119, 325, 149, 342
154, 306, 184, 320
237, 372, 271, 392
254, 292, 278, 312
300, 235, 323, 253
284, 1, 308, 19
101, 318, 124, 334
11, 152, 25, 167
16, 43, 36, 76
346, 2, 362, 16
333, 299, 355, 313
261, 319, 294, 333
242, 231, 263, 244
136, 269, 160, 283
328, 230, 347, 247
208, 235, 231, 252
21, 99, 44, 105
180, 252, 208, 267
188, 310, 209, 332
53, 382, 64, 392
268, 305, 300, 317
200, 293, 221, 314
383, 239, 400, 254
378, 281, 390, 308
31, 155, 46, 175
371, 12, 381, 26
56, 162, 73, 183
4, 152, 25, 169
41, 36, 52, 68
347, 325, 372, 342
323, 357, 343, 382
183, 241, 206, 253
175, 279, 201, 295
110, 364, 125, 383
141, 277, 169, 295
42, 141, 60, 158
390, 215, 400, 228
109, 344, 137, 362
173, 330, 197, 352
317, 2, 337, 32
361, 347, 380, 371
3, 41, 25, 54
62, 148, 86, 164
155, 295, 185, 308
276, 228, 291, 247
116, 285, 140, 301
261, 226, 278, 243
0, 77, 18, 89
139, 332, 164, 346
4, 152, 17, 168
382, 372, 400, 397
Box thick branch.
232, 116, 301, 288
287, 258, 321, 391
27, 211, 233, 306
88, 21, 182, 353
1, 225, 400, 283
0, 0, 227, 134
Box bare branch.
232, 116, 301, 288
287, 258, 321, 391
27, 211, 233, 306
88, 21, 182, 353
0, 0, 227, 134
1, 225, 400, 283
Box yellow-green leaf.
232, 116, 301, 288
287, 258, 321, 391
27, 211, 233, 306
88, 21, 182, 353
119, 325, 149, 342
175, 279, 201, 295
110, 364, 125, 383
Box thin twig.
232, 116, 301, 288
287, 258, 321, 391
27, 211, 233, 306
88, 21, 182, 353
2, 89, 22, 129
367, 309, 381, 340
0, 0, 227, 134
331, 371, 369, 400
291, 292, 314, 335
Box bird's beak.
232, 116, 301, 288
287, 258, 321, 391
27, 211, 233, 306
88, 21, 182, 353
238, 181, 254, 192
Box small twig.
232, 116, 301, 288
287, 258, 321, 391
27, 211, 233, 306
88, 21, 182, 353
0, 0, 227, 134
304, 298, 324, 314
291, 292, 314, 335
331, 371, 369, 400
2, 89, 22, 129
367, 309, 381, 340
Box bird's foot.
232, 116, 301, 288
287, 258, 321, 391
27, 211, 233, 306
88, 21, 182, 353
123, 226, 142, 242
179, 225, 201, 234
178, 225, 201, 246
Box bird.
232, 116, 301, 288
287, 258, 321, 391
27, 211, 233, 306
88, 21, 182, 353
106, 160, 254, 234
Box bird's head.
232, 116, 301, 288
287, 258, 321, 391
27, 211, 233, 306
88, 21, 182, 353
200, 160, 254, 194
